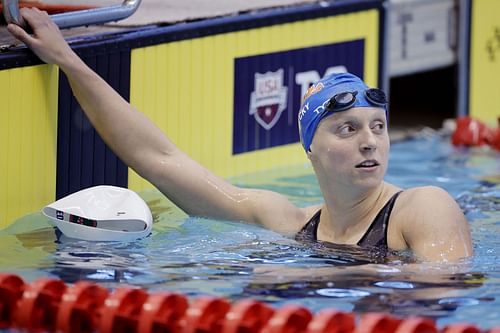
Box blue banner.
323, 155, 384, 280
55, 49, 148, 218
233, 39, 365, 154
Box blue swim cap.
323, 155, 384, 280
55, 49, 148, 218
298, 72, 387, 151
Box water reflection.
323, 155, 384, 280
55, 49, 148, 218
0, 214, 495, 327
244, 244, 488, 320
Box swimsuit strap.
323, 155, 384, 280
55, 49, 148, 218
295, 191, 403, 249
295, 209, 321, 241
357, 191, 403, 249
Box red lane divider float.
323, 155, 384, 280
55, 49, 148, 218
443, 324, 482, 333
451, 116, 500, 150
307, 310, 355, 333
0, 274, 25, 329
139, 292, 188, 333
263, 305, 312, 333
100, 287, 149, 333
224, 300, 275, 333
356, 313, 402, 333
0, 273, 498, 333
57, 281, 109, 333
396, 318, 438, 333
15, 278, 66, 332
184, 297, 231, 333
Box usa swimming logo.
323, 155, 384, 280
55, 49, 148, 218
249, 69, 288, 130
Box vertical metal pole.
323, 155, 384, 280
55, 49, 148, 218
457, 0, 471, 117
382, 0, 391, 95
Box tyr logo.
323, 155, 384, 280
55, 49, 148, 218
249, 69, 288, 130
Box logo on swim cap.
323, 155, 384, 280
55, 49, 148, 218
302, 82, 324, 104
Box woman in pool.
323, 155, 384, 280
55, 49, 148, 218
8, 8, 472, 262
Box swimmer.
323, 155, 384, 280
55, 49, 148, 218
7, 8, 473, 262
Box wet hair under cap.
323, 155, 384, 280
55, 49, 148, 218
298, 72, 387, 152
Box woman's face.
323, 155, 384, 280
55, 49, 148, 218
308, 107, 390, 191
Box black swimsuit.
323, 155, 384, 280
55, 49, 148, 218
296, 191, 402, 250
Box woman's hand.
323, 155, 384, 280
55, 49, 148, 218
7, 7, 75, 66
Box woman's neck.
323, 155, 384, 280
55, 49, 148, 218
317, 182, 394, 243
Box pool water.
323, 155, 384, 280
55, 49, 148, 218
1, 134, 499, 329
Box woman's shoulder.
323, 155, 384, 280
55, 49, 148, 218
398, 185, 454, 206
389, 185, 460, 234
393, 185, 465, 228
390, 185, 472, 261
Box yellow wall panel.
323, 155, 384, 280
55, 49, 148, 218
0, 65, 58, 228
129, 10, 380, 191
469, 0, 500, 124
212, 32, 233, 177
200, 36, 215, 172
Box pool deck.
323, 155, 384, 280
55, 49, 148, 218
0, 0, 319, 47
104, 0, 319, 26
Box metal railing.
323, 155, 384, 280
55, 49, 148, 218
2, 0, 141, 29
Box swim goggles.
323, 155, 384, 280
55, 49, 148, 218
325, 88, 388, 112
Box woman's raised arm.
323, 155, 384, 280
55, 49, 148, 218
7, 8, 307, 234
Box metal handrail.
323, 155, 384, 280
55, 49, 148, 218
2, 0, 141, 29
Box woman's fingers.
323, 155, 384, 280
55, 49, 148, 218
8, 7, 73, 65
21, 7, 58, 33
6, 23, 34, 44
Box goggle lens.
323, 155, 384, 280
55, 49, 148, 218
364, 88, 387, 106
326, 91, 357, 112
